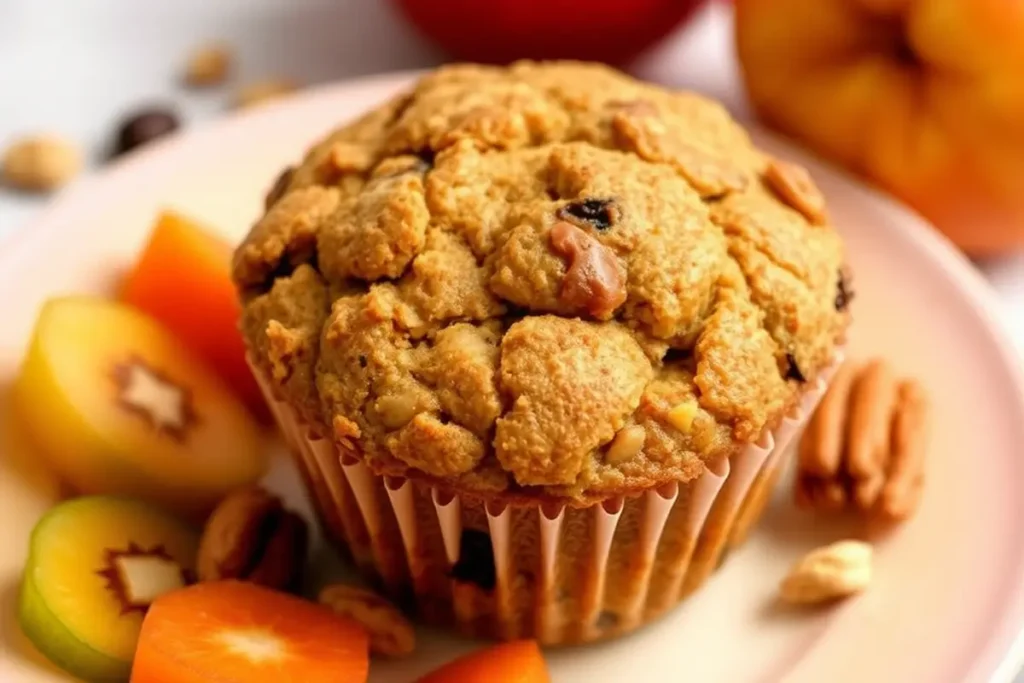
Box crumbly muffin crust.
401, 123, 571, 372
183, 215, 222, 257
236, 62, 848, 499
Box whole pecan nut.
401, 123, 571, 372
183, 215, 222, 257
197, 487, 308, 592
796, 359, 930, 523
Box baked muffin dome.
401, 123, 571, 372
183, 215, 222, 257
235, 62, 848, 501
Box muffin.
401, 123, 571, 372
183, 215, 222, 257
233, 62, 849, 644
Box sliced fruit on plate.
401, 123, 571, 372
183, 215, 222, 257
132, 580, 370, 683
120, 210, 269, 422
19, 496, 199, 681
13, 296, 268, 518
417, 640, 550, 683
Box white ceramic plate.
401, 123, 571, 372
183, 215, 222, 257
2, 71, 1024, 683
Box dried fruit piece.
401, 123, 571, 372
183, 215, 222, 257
785, 352, 807, 382
120, 211, 270, 422
1, 134, 82, 191
183, 44, 232, 87
556, 197, 619, 231
12, 297, 267, 518
318, 584, 415, 657
235, 80, 298, 109
18, 497, 198, 681
549, 220, 627, 319
197, 487, 308, 592
417, 640, 550, 683
132, 581, 370, 683
666, 400, 698, 433
114, 108, 180, 156
779, 540, 872, 605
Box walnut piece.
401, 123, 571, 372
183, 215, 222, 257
197, 487, 308, 592
779, 540, 872, 605
764, 159, 827, 225
2, 135, 82, 192
549, 220, 626, 320
318, 584, 416, 658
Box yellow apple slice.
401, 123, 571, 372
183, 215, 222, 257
13, 296, 268, 517
19, 496, 199, 680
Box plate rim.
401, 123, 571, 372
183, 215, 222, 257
3, 68, 1024, 683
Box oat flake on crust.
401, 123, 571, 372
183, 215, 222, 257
235, 61, 848, 498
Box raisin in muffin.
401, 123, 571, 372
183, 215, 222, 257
234, 61, 849, 644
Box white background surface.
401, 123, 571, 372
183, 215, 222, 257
2, 2, 1024, 681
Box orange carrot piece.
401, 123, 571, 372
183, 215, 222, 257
417, 640, 550, 683
121, 211, 269, 422
132, 581, 369, 683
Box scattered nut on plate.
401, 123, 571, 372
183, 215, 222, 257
318, 583, 416, 658
235, 79, 298, 109
795, 358, 930, 523
779, 540, 873, 605
183, 43, 232, 87
1, 135, 82, 192
197, 486, 308, 592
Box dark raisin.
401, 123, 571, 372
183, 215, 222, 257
662, 347, 693, 365
785, 353, 807, 383
835, 269, 854, 311
416, 149, 436, 168
596, 610, 620, 630
358, 355, 368, 368
450, 528, 496, 591
112, 107, 180, 157
265, 166, 295, 210
558, 198, 618, 231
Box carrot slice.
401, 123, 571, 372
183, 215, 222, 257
132, 580, 369, 683
120, 211, 269, 422
417, 640, 550, 683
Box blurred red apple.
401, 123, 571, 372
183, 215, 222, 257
393, 0, 709, 65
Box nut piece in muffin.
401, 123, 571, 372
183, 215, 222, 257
235, 61, 849, 500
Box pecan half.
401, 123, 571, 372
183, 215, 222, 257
319, 584, 415, 658
796, 359, 930, 524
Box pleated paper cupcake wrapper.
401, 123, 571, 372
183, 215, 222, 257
249, 351, 843, 645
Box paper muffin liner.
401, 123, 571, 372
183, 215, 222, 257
249, 352, 843, 645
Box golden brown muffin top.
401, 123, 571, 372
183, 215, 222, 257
235, 62, 849, 500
